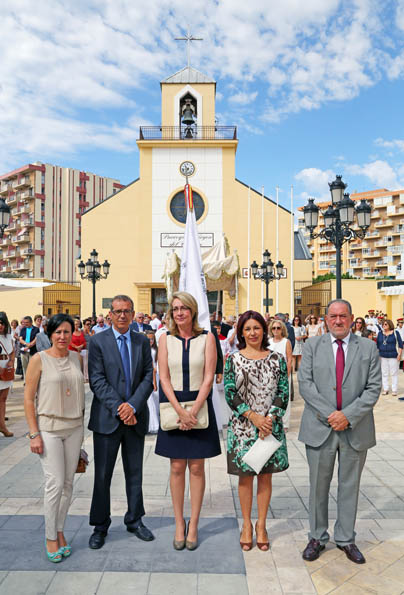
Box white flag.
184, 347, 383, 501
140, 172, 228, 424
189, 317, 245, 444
179, 185, 210, 331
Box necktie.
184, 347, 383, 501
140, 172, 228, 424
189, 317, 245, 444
118, 335, 131, 398
335, 339, 345, 411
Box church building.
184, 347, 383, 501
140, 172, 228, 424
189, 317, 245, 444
80, 66, 308, 316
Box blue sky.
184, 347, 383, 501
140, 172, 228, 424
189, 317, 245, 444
2, 0, 404, 211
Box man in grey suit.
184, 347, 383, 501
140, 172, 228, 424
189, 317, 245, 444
298, 299, 381, 564
88, 294, 154, 549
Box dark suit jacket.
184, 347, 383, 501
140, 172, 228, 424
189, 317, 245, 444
20, 326, 40, 355
220, 322, 232, 338
130, 322, 153, 333
210, 325, 224, 375
88, 328, 153, 436
286, 322, 295, 350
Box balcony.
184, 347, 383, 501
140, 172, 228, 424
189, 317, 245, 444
15, 233, 30, 243
0, 183, 10, 195
19, 190, 34, 200
6, 194, 17, 206
375, 219, 393, 227
139, 125, 238, 141
367, 230, 380, 238
12, 259, 31, 271
371, 210, 380, 218
21, 245, 33, 256
14, 176, 30, 189
350, 243, 362, 250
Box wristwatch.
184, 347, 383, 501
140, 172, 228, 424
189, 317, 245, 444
27, 432, 40, 439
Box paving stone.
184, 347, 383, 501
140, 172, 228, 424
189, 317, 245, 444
97, 571, 150, 594
0, 573, 7, 587
46, 571, 102, 594
0, 571, 55, 594
349, 569, 404, 594
148, 572, 197, 595
197, 573, 248, 594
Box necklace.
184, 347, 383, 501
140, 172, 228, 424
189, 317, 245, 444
382, 333, 391, 346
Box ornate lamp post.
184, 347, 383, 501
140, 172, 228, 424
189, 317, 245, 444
251, 249, 285, 313
0, 198, 11, 239
78, 249, 111, 319
303, 175, 371, 299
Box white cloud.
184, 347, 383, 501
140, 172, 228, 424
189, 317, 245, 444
229, 91, 258, 105
375, 138, 404, 152
345, 160, 401, 189
295, 167, 335, 200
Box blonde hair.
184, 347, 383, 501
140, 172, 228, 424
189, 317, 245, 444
269, 319, 287, 338
167, 291, 204, 337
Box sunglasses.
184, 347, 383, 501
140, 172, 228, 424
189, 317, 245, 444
272, 326, 282, 330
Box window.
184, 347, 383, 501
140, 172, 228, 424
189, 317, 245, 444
169, 190, 205, 224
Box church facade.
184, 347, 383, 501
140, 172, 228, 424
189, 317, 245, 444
80, 67, 308, 316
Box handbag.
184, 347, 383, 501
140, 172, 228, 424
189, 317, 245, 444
160, 400, 209, 431
0, 339, 15, 382
76, 448, 89, 473
242, 434, 282, 474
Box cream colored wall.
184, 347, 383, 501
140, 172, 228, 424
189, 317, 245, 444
161, 83, 216, 127
333, 280, 377, 316
295, 259, 312, 282
376, 292, 404, 320
80, 170, 153, 317
221, 148, 294, 315
0, 287, 43, 321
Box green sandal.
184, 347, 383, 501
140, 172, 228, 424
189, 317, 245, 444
45, 539, 62, 563
59, 544, 72, 557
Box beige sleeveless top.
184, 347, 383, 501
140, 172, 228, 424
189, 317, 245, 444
36, 351, 85, 431
167, 332, 207, 391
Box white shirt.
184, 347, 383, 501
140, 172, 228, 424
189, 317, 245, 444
396, 325, 404, 341
150, 318, 160, 331
330, 332, 350, 364
155, 326, 168, 345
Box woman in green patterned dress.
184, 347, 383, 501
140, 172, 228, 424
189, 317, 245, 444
224, 310, 289, 551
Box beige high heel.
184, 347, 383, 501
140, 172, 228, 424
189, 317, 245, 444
0, 427, 13, 437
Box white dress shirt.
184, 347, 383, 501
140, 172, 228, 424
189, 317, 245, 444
330, 332, 351, 364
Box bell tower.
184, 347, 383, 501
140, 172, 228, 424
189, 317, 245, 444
160, 66, 216, 130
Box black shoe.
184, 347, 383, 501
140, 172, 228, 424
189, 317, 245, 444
127, 521, 155, 541
89, 531, 106, 549
302, 538, 326, 561
337, 544, 366, 564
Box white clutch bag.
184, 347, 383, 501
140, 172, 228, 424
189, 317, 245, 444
242, 434, 282, 474
159, 400, 209, 431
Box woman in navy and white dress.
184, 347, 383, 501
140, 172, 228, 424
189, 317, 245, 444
155, 291, 220, 550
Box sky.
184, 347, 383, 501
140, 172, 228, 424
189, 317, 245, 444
2, 0, 404, 212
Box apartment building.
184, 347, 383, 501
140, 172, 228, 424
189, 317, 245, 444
298, 188, 404, 280
0, 163, 124, 280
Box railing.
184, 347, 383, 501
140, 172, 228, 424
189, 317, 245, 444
139, 126, 237, 141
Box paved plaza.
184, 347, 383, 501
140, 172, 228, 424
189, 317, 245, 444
1, 374, 404, 594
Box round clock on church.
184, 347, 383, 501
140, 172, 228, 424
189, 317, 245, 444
179, 161, 195, 177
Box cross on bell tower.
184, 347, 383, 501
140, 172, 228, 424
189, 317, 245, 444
175, 25, 203, 68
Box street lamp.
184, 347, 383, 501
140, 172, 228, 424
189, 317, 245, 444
78, 249, 111, 319
303, 175, 371, 299
250, 249, 285, 313
0, 198, 11, 239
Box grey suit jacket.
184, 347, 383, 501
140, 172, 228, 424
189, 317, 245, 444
88, 327, 153, 436
298, 333, 381, 451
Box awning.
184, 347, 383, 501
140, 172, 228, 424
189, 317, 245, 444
17, 227, 28, 236
379, 285, 404, 296
0, 279, 54, 291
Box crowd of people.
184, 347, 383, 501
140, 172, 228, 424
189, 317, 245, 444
0, 297, 397, 565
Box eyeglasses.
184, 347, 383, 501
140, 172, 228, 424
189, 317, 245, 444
111, 309, 133, 316
272, 326, 282, 330
172, 306, 190, 313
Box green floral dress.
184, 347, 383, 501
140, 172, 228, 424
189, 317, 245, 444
224, 350, 289, 476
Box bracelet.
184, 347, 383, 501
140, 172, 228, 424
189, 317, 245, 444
27, 432, 40, 440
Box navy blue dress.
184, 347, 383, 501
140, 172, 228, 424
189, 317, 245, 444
155, 331, 221, 459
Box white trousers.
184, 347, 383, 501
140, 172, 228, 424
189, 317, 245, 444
40, 425, 84, 540
380, 357, 399, 392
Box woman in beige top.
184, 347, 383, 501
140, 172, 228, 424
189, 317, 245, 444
24, 314, 85, 563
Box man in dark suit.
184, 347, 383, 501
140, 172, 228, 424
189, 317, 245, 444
216, 311, 232, 338
130, 312, 153, 333
19, 316, 40, 379
298, 299, 381, 564
88, 295, 154, 549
